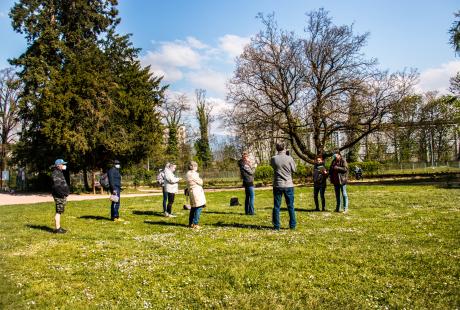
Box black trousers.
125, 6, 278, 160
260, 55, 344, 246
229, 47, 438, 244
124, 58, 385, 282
167, 192, 175, 214
313, 186, 326, 210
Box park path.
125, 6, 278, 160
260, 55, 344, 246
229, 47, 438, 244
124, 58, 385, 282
0, 187, 261, 206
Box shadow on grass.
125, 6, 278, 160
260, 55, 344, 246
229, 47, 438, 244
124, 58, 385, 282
205, 210, 243, 215
132, 210, 164, 217
144, 220, 189, 227
79, 215, 112, 221
211, 221, 274, 230
294, 208, 325, 212
26, 224, 54, 233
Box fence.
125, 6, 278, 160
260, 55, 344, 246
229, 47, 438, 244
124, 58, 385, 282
1, 160, 459, 192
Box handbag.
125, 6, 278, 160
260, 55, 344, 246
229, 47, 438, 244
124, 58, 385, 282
109, 194, 119, 202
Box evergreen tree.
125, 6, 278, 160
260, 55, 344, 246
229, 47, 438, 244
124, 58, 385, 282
9, 0, 165, 178
194, 89, 212, 168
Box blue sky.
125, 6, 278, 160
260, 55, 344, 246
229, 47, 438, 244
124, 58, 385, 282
0, 0, 459, 134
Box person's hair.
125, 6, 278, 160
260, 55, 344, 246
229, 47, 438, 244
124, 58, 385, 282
188, 161, 198, 170
315, 154, 323, 160
242, 151, 248, 157
275, 142, 285, 152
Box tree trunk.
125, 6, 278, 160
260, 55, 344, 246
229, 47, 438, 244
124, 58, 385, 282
83, 170, 90, 191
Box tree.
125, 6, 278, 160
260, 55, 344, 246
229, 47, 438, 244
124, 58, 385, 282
162, 93, 190, 162
228, 10, 416, 164
0, 68, 22, 187
194, 89, 213, 167
450, 72, 460, 96
9, 0, 166, 189
449, 10, 460, 56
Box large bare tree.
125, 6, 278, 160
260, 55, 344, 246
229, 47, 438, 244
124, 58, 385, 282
0, 68, 22, 181
228, 10, 416, 163
162, 93, 190, 161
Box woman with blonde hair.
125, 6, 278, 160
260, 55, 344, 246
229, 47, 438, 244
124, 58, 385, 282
185, 161, 206, 229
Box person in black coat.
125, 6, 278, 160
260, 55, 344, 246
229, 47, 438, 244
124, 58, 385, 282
51, 159, 70, 233
108, 159, 122, 221
312, 155, 328, 211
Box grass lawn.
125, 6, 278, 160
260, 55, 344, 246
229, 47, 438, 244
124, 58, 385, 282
0, 185, 459, 309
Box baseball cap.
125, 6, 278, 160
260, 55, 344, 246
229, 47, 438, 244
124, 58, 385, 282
55, 159, 67, 165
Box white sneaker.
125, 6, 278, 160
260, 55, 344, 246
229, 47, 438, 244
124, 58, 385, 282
169, 213, 177, 218
164, 212, 170, 217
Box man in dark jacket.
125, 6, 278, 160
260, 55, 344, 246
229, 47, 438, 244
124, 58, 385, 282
238, 152, 256, 215
313, 155, 328, 211
329, 151, 349, 213
108, 159, 122, 221
51, 159, 70, 233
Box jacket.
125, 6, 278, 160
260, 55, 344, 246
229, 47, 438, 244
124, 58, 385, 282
270, 151, 297, 188
186, 170, 206, 207
313, 163, 328, 187
329, 158, 349, 185
108, 166, 122, 192
164, 168, 180, 193
238, 159, 255, 187
51, 167, 70, 198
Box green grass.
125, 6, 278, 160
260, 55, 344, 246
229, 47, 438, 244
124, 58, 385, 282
1, 185, 459, 309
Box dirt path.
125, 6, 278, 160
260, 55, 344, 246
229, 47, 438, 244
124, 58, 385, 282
0, 187, 258, 206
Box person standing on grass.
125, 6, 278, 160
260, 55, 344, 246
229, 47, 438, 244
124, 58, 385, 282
108, 159, 122, 221
157, 164, 169, 215
329, 151, 349, 213
313, 154, 328, 211
186, 161, 206, 229
51, 159, 70, 234
238, 152, 256, 215
270, 142, 297, 230
164, 163, 181, 217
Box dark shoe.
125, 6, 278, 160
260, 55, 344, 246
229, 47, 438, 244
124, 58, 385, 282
335, 209, 340, 212
54, 227, 67, 234
315, 208, 320, 211
322, 208, 326, 212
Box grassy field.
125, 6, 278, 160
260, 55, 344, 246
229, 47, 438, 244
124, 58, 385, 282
0, 185, 459, 309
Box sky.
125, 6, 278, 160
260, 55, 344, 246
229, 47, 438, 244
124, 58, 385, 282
0, 0, 459, 135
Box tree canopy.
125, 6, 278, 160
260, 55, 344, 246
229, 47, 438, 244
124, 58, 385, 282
9, 0, 166, 173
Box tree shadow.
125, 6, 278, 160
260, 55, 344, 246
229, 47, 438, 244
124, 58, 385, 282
26, 224, 54, 233
78, 215, 112, 221
132, 210, 164, 217
211, 221, 274, 230
144, 220, 188, 227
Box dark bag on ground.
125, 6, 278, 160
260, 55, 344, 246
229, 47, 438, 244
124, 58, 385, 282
230, 197, 240, 206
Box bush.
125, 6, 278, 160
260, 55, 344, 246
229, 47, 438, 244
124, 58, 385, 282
255, 165, 274, 181
294, 162, 313, 180
349, 161, 381, 176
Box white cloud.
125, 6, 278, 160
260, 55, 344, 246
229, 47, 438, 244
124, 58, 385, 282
140, 34, 251, 98
186, 36, 208, 49
186, 70, 228, 96
416, 60, 460, 94
0, 12, 6, 18
218, 34, 251, 59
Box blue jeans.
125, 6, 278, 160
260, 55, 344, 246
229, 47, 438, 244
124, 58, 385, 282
334, 184, 348, 211
272, 187, 296, 230
189, 206, 203, 225
244, 186, 255, 215
162, 187, 167, 213
111, 188, 121, 219
314, 186, 326, 210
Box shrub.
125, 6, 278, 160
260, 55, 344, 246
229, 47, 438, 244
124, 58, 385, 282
255, 165, 274, 181
294, 162, 313, 180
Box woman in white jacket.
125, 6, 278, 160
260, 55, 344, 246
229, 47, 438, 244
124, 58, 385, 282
186, 161, 206, 229
164, 163, 181, 217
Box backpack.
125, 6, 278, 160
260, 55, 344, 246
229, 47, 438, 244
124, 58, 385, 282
99, 173, 110, 190
156, 170, 165, 186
